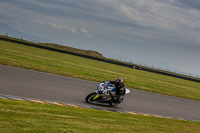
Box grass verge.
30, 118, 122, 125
0, 99, 200, 133
0, 40, 200, 101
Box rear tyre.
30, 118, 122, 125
85, 92, 97, 103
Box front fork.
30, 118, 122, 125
93, 91, 101, 100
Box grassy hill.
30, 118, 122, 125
0, 39, 200, 101
1, 35, 199, 82
39, 43, 104, 58
0, 35, 104, 58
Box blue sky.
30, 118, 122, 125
0, 0, 200, 76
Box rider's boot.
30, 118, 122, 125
109, 92, 119, 105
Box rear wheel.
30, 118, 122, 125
85, 92, 97, 103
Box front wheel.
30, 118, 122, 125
85, 92, 97, 103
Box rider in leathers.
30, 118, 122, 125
106, 78, 126, 104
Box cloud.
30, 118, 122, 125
50, 23, 78, 34
71, 28, 78, 34
176, 0, 200, 10
1, 0, 200, 46
80, 27, 91, 37
39, 23, 91, 36
81, 28, 88, 34
41, 23, 78, 34
108, 0, 200, 48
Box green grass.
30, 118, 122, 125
0, 99, 199, 133
0, 40, 200, 101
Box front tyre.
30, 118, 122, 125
85, 92, 97, 103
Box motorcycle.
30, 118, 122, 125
85, 82, 130, 106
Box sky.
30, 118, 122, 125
0, 0, 200, 76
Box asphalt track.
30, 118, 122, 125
0, 65, 200, 121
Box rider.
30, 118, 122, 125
105, 78, 126, 104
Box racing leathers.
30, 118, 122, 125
107, 80, 126, 103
